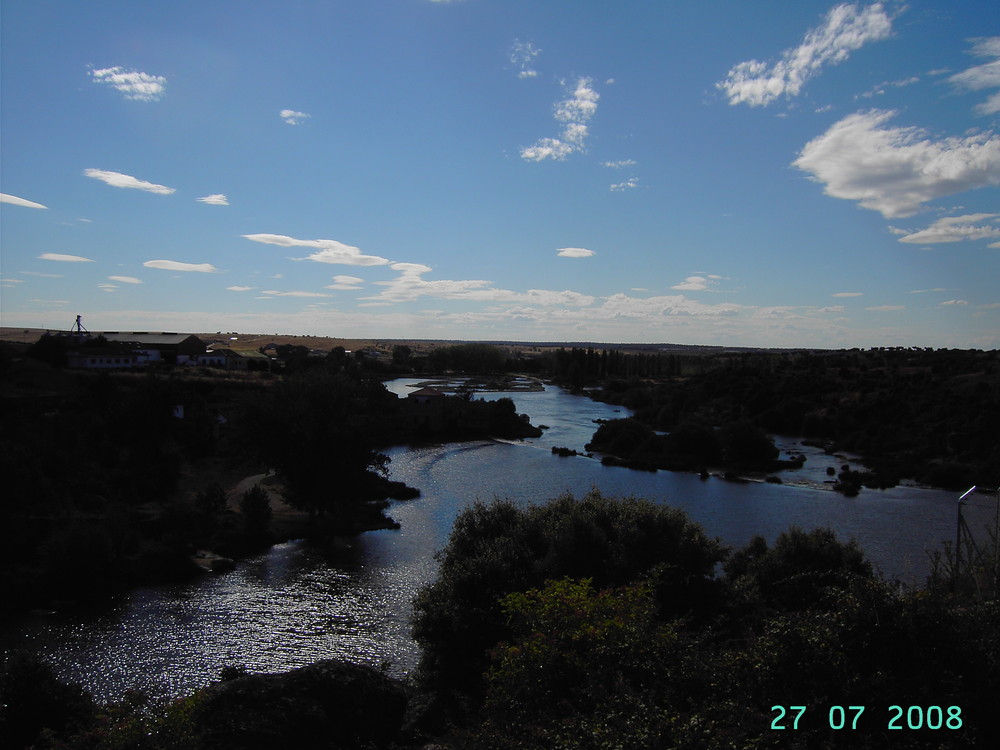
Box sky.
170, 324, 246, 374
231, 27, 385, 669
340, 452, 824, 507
1, 0, 998, 349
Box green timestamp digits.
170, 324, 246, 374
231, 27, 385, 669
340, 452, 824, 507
771, 705, 963, 731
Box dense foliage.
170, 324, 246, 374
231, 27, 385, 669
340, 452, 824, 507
410, 490, 727, 723
408, 494, 1000, 749
550, 346, 1000, 490
235, 369, 398, 523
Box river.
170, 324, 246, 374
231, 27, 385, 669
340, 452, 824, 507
1, 379, 989, 704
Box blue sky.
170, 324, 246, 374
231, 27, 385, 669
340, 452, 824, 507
2, 0, 998, 348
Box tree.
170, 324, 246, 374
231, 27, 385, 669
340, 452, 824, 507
724, 526, 872, 612
236, 371, 395, 522
410, 489, 726, 722
239, 484, 272, 536
472, 578, 680, 749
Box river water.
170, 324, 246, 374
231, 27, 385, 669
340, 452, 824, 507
1, 379, 990, 704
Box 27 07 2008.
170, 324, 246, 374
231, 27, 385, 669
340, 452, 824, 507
771, 704, 963, 731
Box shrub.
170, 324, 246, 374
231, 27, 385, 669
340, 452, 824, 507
410, 489, 726, 721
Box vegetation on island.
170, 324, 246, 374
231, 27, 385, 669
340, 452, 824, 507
540, 345, 1000, 492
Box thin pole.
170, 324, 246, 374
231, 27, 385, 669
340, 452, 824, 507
954, 487, 977, 594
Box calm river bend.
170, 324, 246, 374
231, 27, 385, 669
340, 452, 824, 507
1, 379, 987, 704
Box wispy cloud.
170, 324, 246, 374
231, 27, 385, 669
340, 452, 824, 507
39, 252, 94, 263
718, 2, 894, 107
98, 283, 118, 293
510, 39, 541, 79
792, 109, 1000, 218
892, 214, 1000, 247
949, 37, 1000, 115
602, 160, 637, 169
90, 66, 166, 101
143, 260, 218, 272
940, 299, 969, 306
362, 262, 595, 306
556, 247, 595, 258
521, 77, 599, 161
857, 76, 920, 99
832, 292, 863, 297
108, 275, 142, 284
600, 293, 742, 318
197, 194, 229, 205
326, 275, 365, 290
866, 304, 905, 311
242, 233, 391, 266
261, 290, 332, 298
671, 275, 723, 292
21, 271, 64, 278
84, 169, 176, 195
610, 177, 639, 192
280, 109, 311, 125
227, 286, 254, 292
1, 193, 47, 209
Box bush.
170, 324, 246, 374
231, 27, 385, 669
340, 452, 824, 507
472, 578, 680, 749
410, 489, 726, 722
724, 526, 873, 613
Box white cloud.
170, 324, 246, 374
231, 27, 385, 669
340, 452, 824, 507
792, 110, 1000, 218
1, 193, 47, 209
600, 293, 743, 317
39, 252, 94, 262
556, 247, 595, 258
108, 275, 142, 284
940, 299, 969, 306
817, 306, 846, 313
510, 39, 540, 79
718, 2, 894, 107
362, 262, 595, 306
90, 66, 166, 101
610, 177, 639, 192
84, 168, 176, 195
98, 283, 118, 293
893, 214, 1000, 245
242, 233, 391, 266
832, 292, 863, 297
602, 160, 637, 169
671, 275, 718, 292
197, 194, 229, 205
326, 274, 365, 290
21, 271, 64, 278
261, 290, 332, 298
143, 260, 217, 272
866, 305, 905, 311
280, 109, 311, 125
521, 77, 599, 161
949, 37, 1000, 115
857, 76, 920, 99
227, 286, 254, 292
